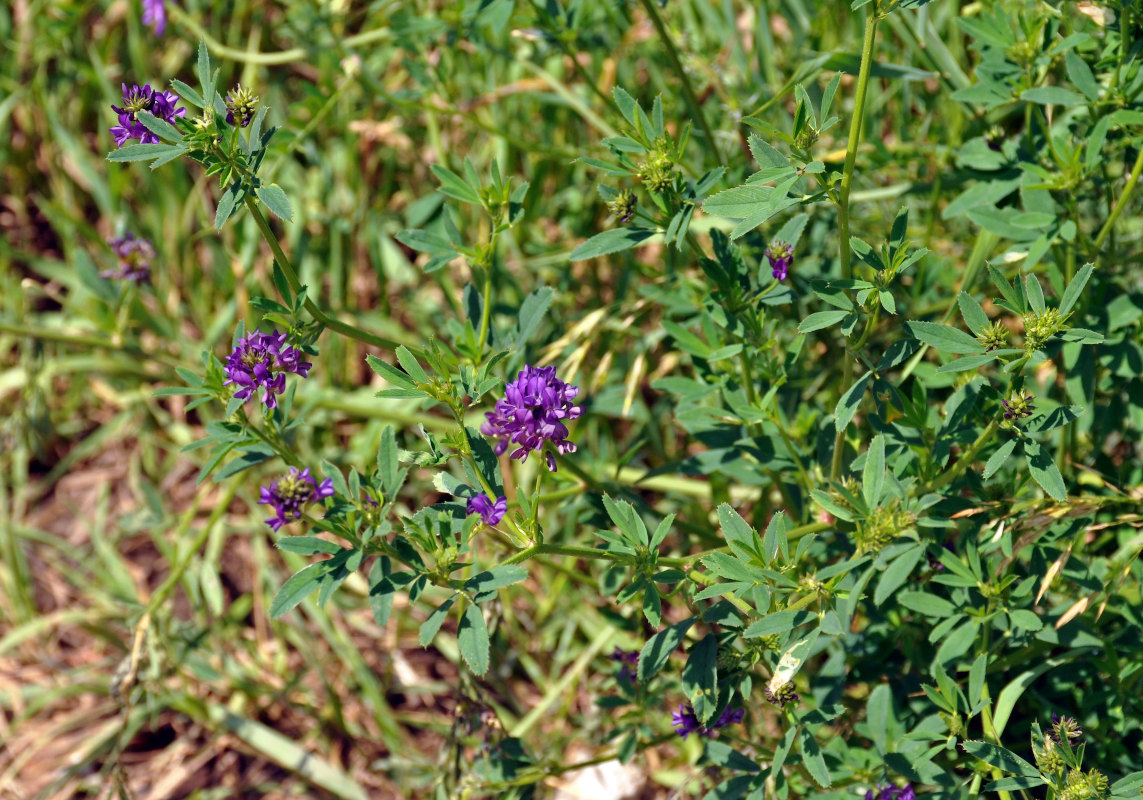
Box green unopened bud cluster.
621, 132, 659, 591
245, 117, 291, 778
1034, 737, 1067, 776
1060, 768, 1109, 800
225, 85, 259, 128
1024, 308, 1067, 351
637, 136, 676, 192
854, 503, 915, 554
978, 320, 1009, 351
607, 189, 637, 223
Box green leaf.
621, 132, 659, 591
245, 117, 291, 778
514, 287, 554, 349
377, 426, 406, 499
1110, 770, 1143, 798
1026, 405, 1084, 433
1059, 262, 1093, 315
704, 740, 761, 774
1057, 328, 1103, 344
874, 544, 924, 606
936, 354, 998, 374
797, 310, 851, 333
419, 594, 457, 646
277, 536, 342, 555
960, 741, 1040, 777
898, 591, 957, 617
683, 635, 719, 724
718, 503, 757, 555
366, 354, 416, 388
612, 86, 638, 127
215, 181, 242, 230
1021, 87, 1085, 106
835, 372, 871, 431
458, 603, 490, 675
136, 111, 182, 142
258, 183, 293, 222
1025, 274, 1046, 314
368, 557, 396, 626
957, 292, 990, 336
269, 562, 328, 618
862, 434, 886, 508
1024, 440, 1066, 501
196, 39, 213, 102
908, 321, 985, 354
107, 143, 183, 162
570, 227, 657, 261
430, 164, 480, 204
394, 345, 428, 383
799, 728, 831, 787
463, 565, 528, 597
638, 616, 697, 682
984, 777, 1047, 792
743, 610, 815, 638
984, 438, 1019, 479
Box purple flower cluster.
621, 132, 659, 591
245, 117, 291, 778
110, 83, 185, 147
865, 784, 915, 800
609, 647, 639, 682
765, 240, 794, 281
104, 232, 155, 282
259, 467, 335, 531
141, 0, 169, 35
1050, 713, 1082, 744
671, 703, 744, 740
223, 329, 312, 410
466, 493, 507, 525
481, 365, 582, 472
1001, 392, 1035, 421
764, 680, 799, 708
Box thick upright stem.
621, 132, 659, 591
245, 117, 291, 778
637, 0, 723, 166
243, 197, 400, 350
830, 9, 880, 482
1094, 146, 1143, 250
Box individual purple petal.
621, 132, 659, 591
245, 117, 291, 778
466, 493, 507, 525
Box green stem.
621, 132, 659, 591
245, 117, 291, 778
477, 268, 493, 361
170, 5, 393, 65
0, 321, 179, 369
829, 8, 880, 482
637, 0, 723, 166
243, 197, 400, 350
1094, 145, 1143, 249
925, 421, 1000, 493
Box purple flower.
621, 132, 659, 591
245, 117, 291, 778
259, 467, 335, 531
104, 232, 155, 282
765, 240, 794, 281
223, 329, 312, 410
1050, 713, 1082, 744
110, 83, 185, 147
671, 703, 744, 739
609, 647, 639, 681
764, 680, 799, 708
225, 85, 259, 127
141, 0, 168, 35
466, 493, 507, 525
481, 365, 583, 472
1001, 392, 1035, 421
865, 784, 916, 800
